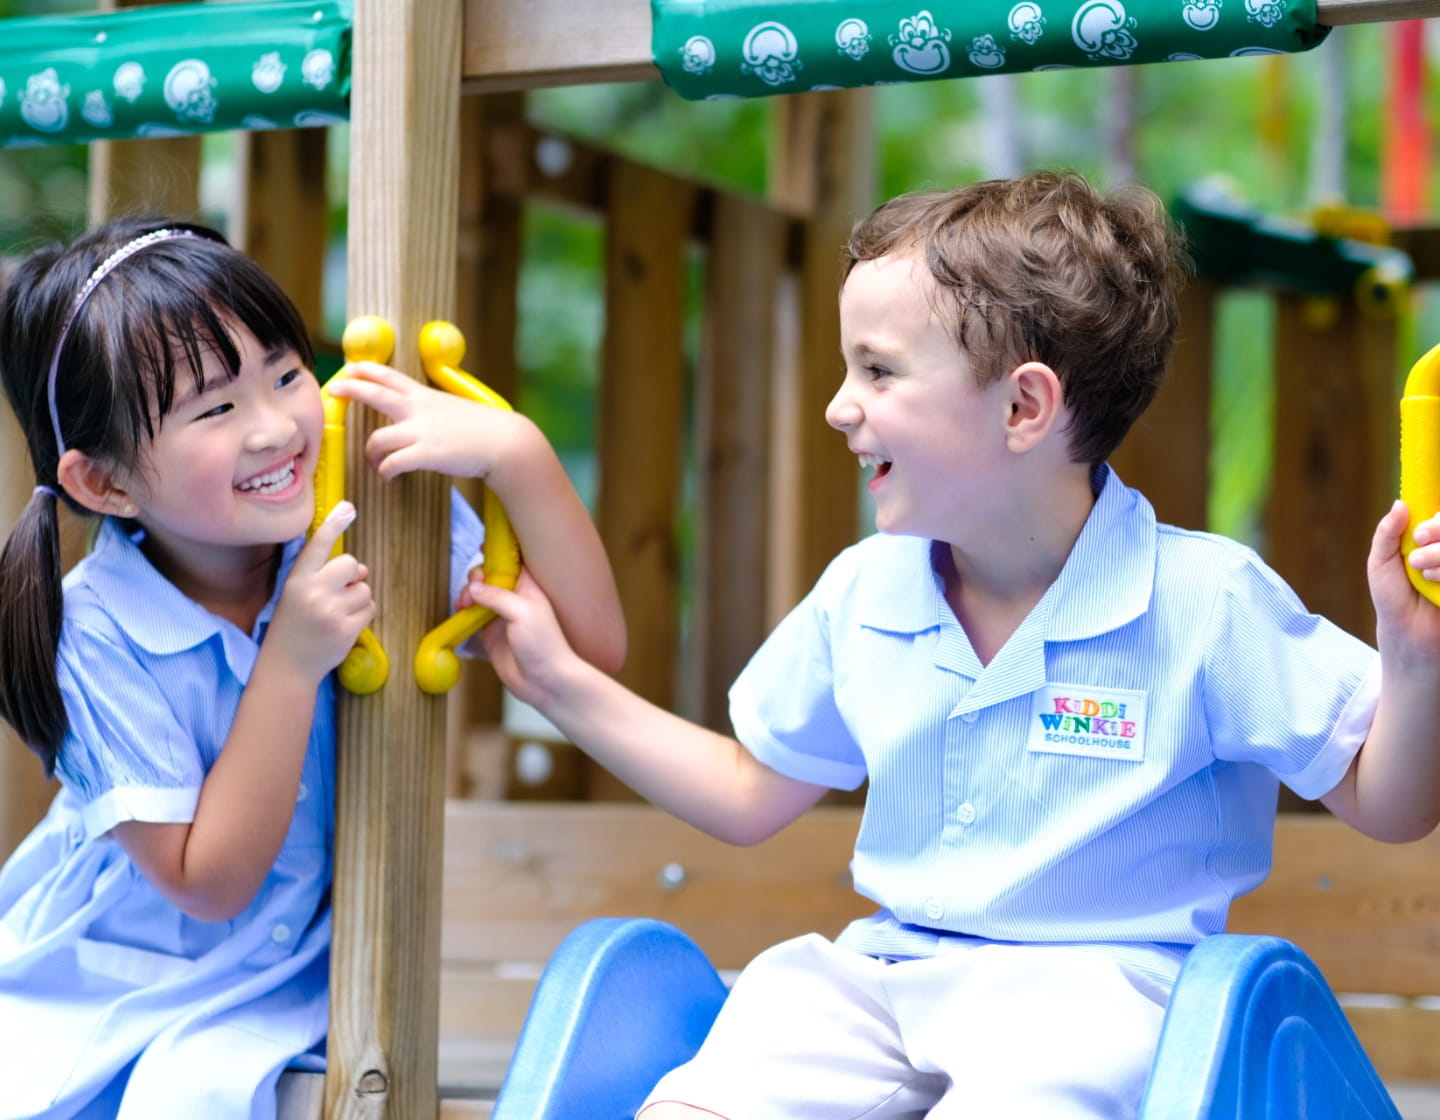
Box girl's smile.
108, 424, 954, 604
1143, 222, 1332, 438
116, 323, 323, 590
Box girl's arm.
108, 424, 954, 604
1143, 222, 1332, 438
468, 570, 829, 844
112, 506, 374, 921
1322, 501, 1440, 841
326, 363, 625, 673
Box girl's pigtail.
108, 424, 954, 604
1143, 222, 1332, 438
0, 487, 67, 775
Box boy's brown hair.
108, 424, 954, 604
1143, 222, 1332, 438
844, 170, 1187, 464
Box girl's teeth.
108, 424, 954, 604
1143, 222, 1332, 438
238, 463, 295, 494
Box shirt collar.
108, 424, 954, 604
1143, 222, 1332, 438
854, 463, 1156, 643
70, 519, 301, 673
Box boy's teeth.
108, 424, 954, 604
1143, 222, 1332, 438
238, 462, 295, 494
858, 453, 890, 471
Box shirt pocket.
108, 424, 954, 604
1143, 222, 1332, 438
74, 936, 197, 987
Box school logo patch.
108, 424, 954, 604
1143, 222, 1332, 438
1027, 683, 1147, 762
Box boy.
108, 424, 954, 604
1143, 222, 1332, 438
469, 171, 1440, 1118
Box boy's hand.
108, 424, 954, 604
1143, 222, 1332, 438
325, 362, 516, 481
1369, 500, 1440, 664
466, 569, 578, 710
268, 501, 376, 681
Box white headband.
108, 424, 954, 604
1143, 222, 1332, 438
45, 228, 199, 456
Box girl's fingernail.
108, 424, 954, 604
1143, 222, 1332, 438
326, 500, 356, 527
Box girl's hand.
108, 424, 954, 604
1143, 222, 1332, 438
1369, 500, 1440, 666
325, 362, 521, 481
466, 569, 578, 710
268, 501, 376, 681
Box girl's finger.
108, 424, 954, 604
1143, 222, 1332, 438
296, 501, 356, 573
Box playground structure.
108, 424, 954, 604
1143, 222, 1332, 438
3, 0, 1440, 1115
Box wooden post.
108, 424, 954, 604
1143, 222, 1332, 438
1267, 295, 1397, 639
1110, 280, 1216, 530
232, 128, 330, 332
326, 0, 461, 1116
767, 91, 875, 621
688, 194, 787, 730
591, 160, 694, 797
445, 92, 525, 800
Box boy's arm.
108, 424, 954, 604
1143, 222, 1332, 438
1321, 501, 1440, 841
471, 570, 831, 845
326, 364, 625, 674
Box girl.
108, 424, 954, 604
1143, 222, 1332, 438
0, 218, 624, 1119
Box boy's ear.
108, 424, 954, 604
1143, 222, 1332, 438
56, 449, 140, 519
1003, 361, 1064, 453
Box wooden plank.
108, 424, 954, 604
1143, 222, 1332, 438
458, 0, 1437, 91
1265, 294, 1397, 638
591, 160, 694, 794
327, 0, 462, 1115
440, 801, 866, 969
687, 192, 786, 729
446, 92, 526, 799
1109, 280, 1214, 530
767, 92, 873, 621
233, 128, 329, 331
1346, 1003, 1440, 1082
462, 0, 655, 93
1229, 815, 1440, 997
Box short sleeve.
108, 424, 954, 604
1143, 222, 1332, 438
448, 486, 487, 607
729, 570, 868, 791
1203, 548, 1379, 800
54, 624, 205, 838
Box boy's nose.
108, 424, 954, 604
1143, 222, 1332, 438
825, 386, 859, 431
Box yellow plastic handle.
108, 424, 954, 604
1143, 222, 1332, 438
1400, 340, 1440, 608
412, 320, 523, 694
309, 315, 394, 694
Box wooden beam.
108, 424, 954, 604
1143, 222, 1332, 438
462, 0, 655, 93
767, 92, 874, 619
232, 128, 330, 332
688, 192, 786, 730
459, 0, 1440, 91
1265, 293, 1396, 639
591, 159, 694, 795
326, 0, 462, 1116
1109, 281, 1215, 530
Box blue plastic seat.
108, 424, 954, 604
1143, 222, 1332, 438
491, 921, 1401, 1120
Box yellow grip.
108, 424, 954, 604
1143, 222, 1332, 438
1400, 340, 1440, 608
308, 316, 396, 694
413, 320, 522, 694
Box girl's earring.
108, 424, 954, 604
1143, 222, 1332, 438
119, 501, 137, 518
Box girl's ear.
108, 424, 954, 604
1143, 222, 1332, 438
56, 449, 140, 519
1003, 361, 1065, 453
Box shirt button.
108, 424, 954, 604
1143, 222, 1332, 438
956, 802, 977, 825
296, 783, 309, 803
924, 897, 945, 921
960, 710, 979, 723
271, 924, 292, 943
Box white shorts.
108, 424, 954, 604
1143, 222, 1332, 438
640, 933, 1170, 1120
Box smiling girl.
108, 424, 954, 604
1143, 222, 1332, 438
0, 219, 622, 1119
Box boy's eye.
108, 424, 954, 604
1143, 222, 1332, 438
275, 367, 305, 389
866, 365, 893, 380
195, 402, 232, 421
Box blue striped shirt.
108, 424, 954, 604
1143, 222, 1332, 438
0, 492, 483, 1118
731, 466, 1379, 978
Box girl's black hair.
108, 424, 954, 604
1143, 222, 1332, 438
0, 217, 314, 775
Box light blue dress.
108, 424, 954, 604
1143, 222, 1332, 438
0, 496, 483, 1120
